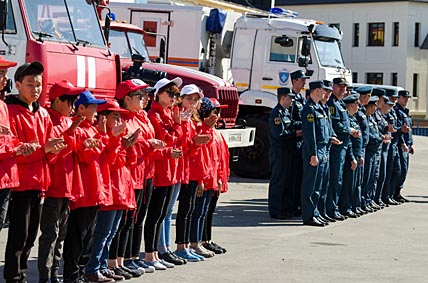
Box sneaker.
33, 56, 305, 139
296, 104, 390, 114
191, 244, 214, 258
123, 260, 144, 273
100, 269, 124, 282
143, 260, 167, 270
108, 267, 132, 280
169, 250, 187, 264
159, 259, 174, 268
84, 272, 114, 283
202, 242, 223, 254
133, 260, 155, 273
211, 242, 227, 253
188, 248, 205, 261
119, 266, 142, 278
159, 251, 184, 265
199, 244, 215, 257
174, 249, 200, 262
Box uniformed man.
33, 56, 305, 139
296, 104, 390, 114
290, 70, 309, 216
392, 90, 413, 202
301, 80, 332, 227
383, 89, 402, 205
339, 93, 362, 218
268, 87, 301, 219
326, 78, 353, 221
318, 80, 341, 223
361, 96, 383, 212
353, 86, 372, 215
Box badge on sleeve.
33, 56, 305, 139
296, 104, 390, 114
329, 106, 335, 115
274, 117, 281, 125
307, 114, 314, 122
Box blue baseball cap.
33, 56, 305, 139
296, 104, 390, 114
355, 86, 373, 95
290, 70, 309, 80
385, 89, 399, 98
309, 80, 332, 91
343, 94, 360, 104
367, 96, 379, 105
75, 90, 106, 108
372, 88, 386, 98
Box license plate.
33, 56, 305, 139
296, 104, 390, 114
229, 133, 242, 143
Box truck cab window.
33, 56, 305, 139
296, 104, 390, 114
270, 36, 296, 63
4, 0, 16, 34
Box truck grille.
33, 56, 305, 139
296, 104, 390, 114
218, 86, 239, 128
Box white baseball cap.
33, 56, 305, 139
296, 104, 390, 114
180, 84, 204, 98
154, 77, 183, 96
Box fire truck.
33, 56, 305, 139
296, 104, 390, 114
0, 0, 119, 104
101, 19, 255, 152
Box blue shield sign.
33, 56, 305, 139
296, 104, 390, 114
279, 69, 289, 85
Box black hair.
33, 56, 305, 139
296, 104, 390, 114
97, 110, 113, 117
59, 94, 78, 107
14, 62, 44, 82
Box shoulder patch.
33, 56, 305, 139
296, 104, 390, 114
307, 114, 314, 123
274, 117, 281, 125
329, 106, 335, 115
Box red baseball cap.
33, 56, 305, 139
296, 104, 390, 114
209, 98, 228, 109
115, 79, 152, 99
0, 56, 17, 68
97, 98, 128, 113
49, 80, 86, 100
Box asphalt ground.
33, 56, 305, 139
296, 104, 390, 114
0, 136, 427, 283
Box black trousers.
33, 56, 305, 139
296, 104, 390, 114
0, 188, 11, 231
175, 181, 198, 244
144, 186, 173, 253
203, 191, 219, 242
129, 178, 153, 258
4, 190, 42, 283
63, 206, 98, 281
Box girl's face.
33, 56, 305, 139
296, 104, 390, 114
181, 93, 199, 110
158, 88, 177, 108
125, 90, 142, 112
106, 111, 121, 129
140, 92, 149, 109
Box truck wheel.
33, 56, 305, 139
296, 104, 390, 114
231, 115, 270, 179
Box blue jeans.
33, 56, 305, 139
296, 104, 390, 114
86, 210, 123, 274
190, 189, 213, 243
158, 183, 181, 252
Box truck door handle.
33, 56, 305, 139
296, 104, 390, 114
262, 77, 273, 81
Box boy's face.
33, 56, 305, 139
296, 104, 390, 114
78, 104, 98, 123
106, 111, 121, 129
0, 68, 8, 89
16, 74, 43, 104
53, 97, 75, 117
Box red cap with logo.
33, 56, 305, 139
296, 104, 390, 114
97, 98, 128, 113
115, 79, 152, 99
0, 56, 17, 68
49, 80, 86, 100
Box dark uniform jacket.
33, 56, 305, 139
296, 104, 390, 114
394, 104, 413, 146
301, 98, 330, 156
327, 95, 350, 146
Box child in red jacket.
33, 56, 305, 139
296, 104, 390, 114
37, 80, 84, 283
62, 90, 107, 283
0, 55, 18, 232
4, 62, 66, 283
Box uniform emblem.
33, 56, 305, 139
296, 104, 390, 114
329, 106, 335, 115
274, 117, 281, 125
307, 114, 314, 122
279, 69, 289, 86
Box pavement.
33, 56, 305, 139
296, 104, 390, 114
1, 136, 428, 283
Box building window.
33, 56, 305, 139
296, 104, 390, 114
366, 73, 383, 84
391, 73, 398, 86
412, 73, 418, 97
352, 72, 358, 83
415, 22, 420, 47
329, 23, 340, 30
368, 23, 385, 46
393, 22, 399, 46
353, 23, 359, 47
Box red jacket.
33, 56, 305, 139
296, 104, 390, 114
46, 108, 83, 200
212, 128, 230, 193
0, 100, 19, 190
6, 96, 52, 192
189, 123, 212, 186
148, 102, 183, 187
100, 134, 137, 211
176, 119, 198, 184
69, 118, 108, 210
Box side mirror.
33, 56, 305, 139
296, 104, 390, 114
298, 57, 309, 68
131, 53, 145, 63
301, 37, 312, 57
0, 0, 8, 31
103, 12, 116, 44
305, 70, 314, 77
275, 35, 294, 47
159, 37, 166, 63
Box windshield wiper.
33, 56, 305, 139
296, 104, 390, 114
132, 47, 141, 55
76, 39, 91, 46
33, 31, 54, 42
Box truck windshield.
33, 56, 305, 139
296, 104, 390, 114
313, 39, 345, 68
24, 0, 104, 47
109, 30, 150, 61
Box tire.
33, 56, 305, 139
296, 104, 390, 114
231, 114, 270, 179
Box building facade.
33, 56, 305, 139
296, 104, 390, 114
277, 0, 428, 117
